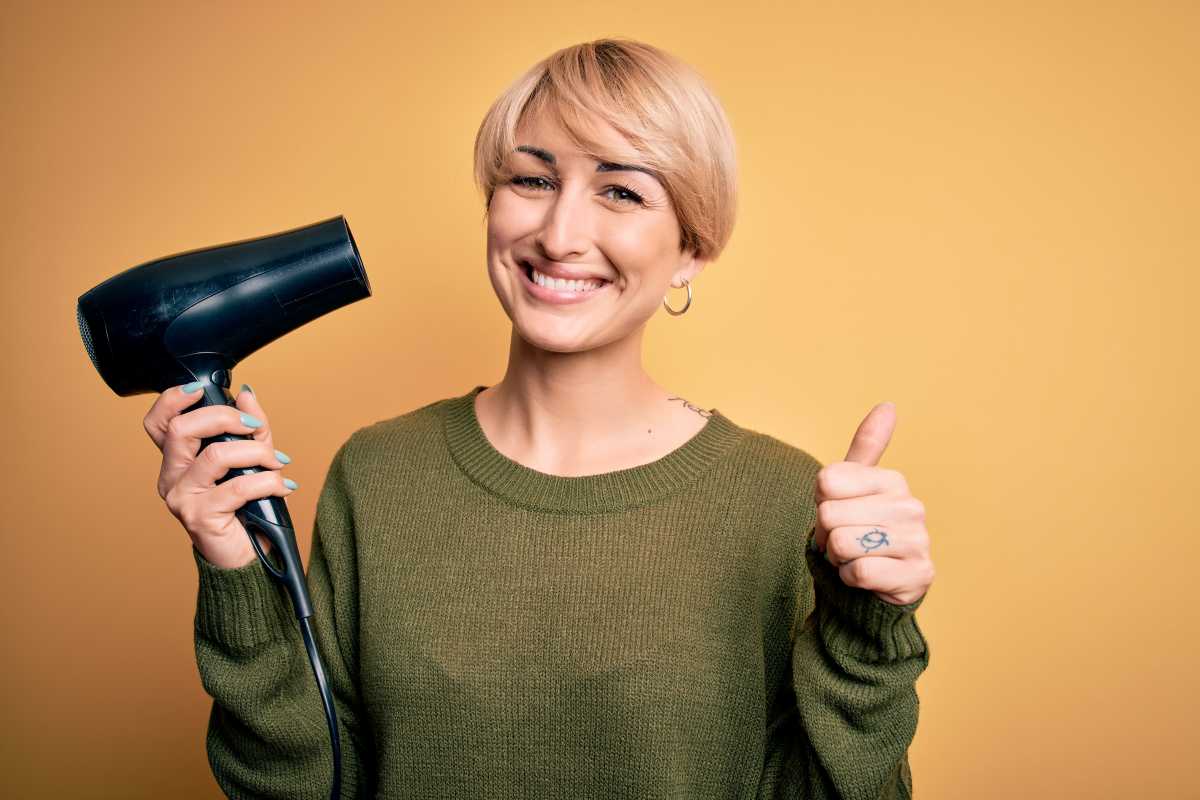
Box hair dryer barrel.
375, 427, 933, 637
76, 216, 370, 396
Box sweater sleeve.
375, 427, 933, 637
191, 439, 376, 798
761, 513, 930, 799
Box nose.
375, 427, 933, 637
534, 182, 592, 261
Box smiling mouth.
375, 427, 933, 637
520, 260, 611, 290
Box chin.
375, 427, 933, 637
518, 327, 593, 354
512, 314, 603, 354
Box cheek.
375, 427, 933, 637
488, 187, 541, 233
606, 224, 677, 287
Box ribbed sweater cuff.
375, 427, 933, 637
805, 542, 928, 663
193, 545, 295, 651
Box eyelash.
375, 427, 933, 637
511, 175, 645, 206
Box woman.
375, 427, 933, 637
143, 38, 935, 799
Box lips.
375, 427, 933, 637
517, 258, 613, 304
520, 259, 611, 285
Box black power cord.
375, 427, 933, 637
241, 519, 343, 800
299, 616, 342, 800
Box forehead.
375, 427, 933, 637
511, 113, 663, 187
513, 112, 641, 166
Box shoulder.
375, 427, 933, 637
717, 421, 825, 598
725, 419, 825, 496
714, 419, 827, 547
332, 393, 459, 473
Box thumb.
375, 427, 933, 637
844, 401, 897, 466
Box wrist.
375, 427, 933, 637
194, 536, 258, 570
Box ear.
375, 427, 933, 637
671, 252, 709, 288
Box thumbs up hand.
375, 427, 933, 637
810, 402, 935, 607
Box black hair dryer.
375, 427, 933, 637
75, 214, 370, 612
76, 215, 369, 798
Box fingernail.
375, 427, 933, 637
181, 381, 203, 393
274, 449, 291, 464
283, 478, 299, 490
240, 383, 254, 396
240, 412, 263, 428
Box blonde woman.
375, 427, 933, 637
144, 38, 935, 799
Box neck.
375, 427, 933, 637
478, 324, 677, 472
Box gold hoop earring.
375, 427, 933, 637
663, 278, 693, 316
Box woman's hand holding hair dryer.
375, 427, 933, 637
142, 383, 297, 569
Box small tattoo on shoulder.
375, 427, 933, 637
667, 396, 714, 418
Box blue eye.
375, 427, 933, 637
511, 176, 644, 206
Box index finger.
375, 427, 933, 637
816, 461, 909, 501
143, 382, 206, 450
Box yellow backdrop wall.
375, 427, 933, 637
3, 2, 1195, 797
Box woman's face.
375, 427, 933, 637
485, 113, 704, 353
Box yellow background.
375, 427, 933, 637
3, 1, 1196, 797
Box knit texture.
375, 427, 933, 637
193, 385, 930, 799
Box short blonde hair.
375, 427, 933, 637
473, 38, 738, 263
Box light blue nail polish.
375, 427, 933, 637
240, 412, 263, 428
283, 478, 299, 490
274, 449, 291, 464
181, 381, 203, 393
240, 383, 254, 396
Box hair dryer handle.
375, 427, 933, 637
196, 383, 314, 620
235, 503, 313, 620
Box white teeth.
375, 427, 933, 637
530, 266, 604, 292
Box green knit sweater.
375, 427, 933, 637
192, 385, 929, 799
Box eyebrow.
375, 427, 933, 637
515, 145, 659, 181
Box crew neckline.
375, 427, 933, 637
441, 385, 745, 514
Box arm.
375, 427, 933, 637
761, 528, 929, 800
192, 440, 376, 798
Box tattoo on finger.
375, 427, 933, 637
857, 527, 890, 553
